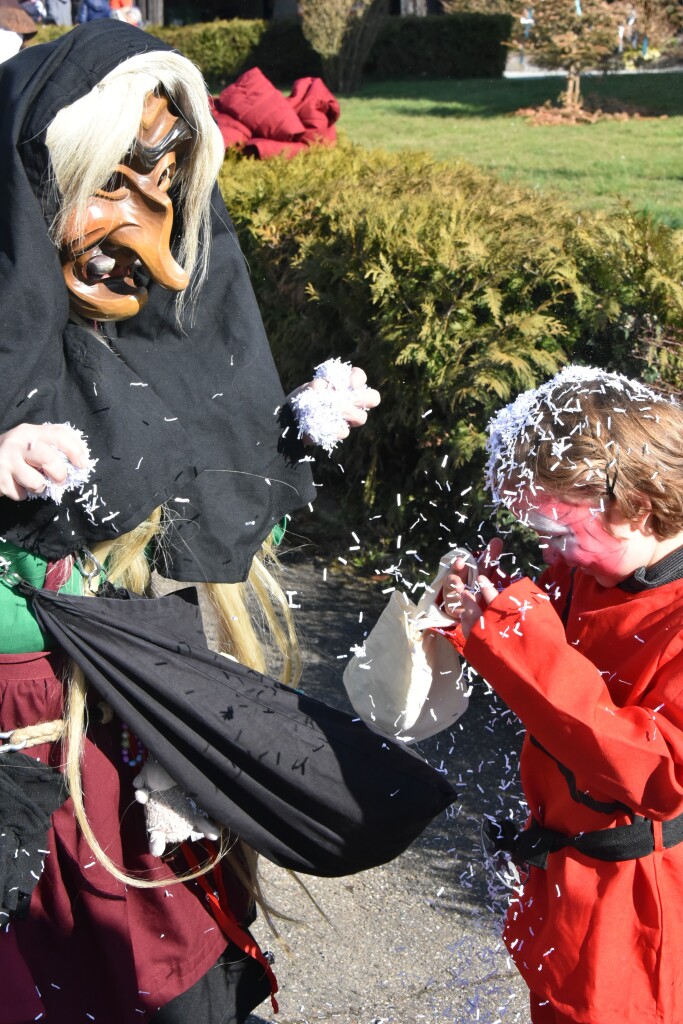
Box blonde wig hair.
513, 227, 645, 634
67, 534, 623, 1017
63, 508, 300, 906
45, 50, 225, 312
486, 365, 683, 538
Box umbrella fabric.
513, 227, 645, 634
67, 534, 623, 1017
24, 583, 456, 876
0, 751, 67, 919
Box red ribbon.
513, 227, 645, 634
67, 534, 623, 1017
180, 841, 279, 1013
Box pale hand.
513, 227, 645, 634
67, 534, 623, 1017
0, 423, 89, 501
289, 366, 381, 445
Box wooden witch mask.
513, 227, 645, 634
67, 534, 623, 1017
59, 91, 194, 321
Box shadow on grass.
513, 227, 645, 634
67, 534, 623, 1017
352, 72, 683, 119
354, 77, 562, 117
387, 102, 523, 120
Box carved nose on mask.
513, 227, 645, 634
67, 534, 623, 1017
131, 216, 190, 292
107, 199, 190, 293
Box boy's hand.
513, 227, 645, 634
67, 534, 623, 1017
0, 423, 89, 501
459, 575, 499, 639
442, 537, 504, 624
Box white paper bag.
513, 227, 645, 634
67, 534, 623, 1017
343, 548, 476, 742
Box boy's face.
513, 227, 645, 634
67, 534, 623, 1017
512, 496, 654, 587
59, 92, 194, 321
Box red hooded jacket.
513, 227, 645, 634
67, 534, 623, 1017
445, 553, 683, 1023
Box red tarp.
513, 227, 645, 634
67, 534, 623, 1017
211, 67, 340, 159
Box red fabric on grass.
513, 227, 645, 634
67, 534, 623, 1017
213, 67, 339, 158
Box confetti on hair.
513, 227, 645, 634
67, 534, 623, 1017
26, 423, 97, 505
485, 365, 669, 506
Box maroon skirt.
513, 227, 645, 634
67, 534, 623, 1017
0, 650, 251, 1023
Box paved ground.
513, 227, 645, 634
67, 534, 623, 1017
242, 549, 530, 1024
504, 50, 683, 78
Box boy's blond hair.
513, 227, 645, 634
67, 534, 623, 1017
486, 366, 683, 539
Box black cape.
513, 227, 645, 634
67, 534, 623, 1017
24, 581, 456, 876
0, 21, 315, 582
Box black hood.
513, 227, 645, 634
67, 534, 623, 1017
0, 21, 315, 582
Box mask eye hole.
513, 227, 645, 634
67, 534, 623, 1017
97, 171, 127, 197
157, 162, 176, 192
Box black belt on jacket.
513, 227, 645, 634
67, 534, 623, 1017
485, 811, 683, 869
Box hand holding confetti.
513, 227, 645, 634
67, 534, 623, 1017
289, 358, 381, 453
0, 421, 95, 502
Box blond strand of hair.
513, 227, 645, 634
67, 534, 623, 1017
63, 508, 228, 888
207, 540, 301, 687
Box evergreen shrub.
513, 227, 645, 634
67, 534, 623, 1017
150, 19, 320, 90
147, 20, 267, 87
365, 12, 512, 80
219, 141, 683, 562
34, 13, 510, 89
31, 24, 69, 44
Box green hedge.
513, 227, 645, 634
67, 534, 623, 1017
151, 19, 270, 85
155, 15, 512, 87
30, 23, 69, 44
33, 14, 510, 89
30, 21, 320, 90
365, 13, 512, 80
151, 19, 320, 88
218, 141, 683, 561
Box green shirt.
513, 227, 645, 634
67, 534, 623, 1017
0, 541, 82, 654
0, 516, 288, 654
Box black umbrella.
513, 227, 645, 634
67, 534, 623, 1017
21, 581, 455, 876
0, 751, 67, 919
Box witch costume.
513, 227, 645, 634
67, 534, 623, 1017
0, 19, 318, 581
0, 20, 455, 1024
0, 18, 319, 1023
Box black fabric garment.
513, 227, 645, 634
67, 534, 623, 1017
23, 581, 456, 876
0, 750, 67, 919
150, 943, 272, 1024
618, 542, 683, 593
0, 20, 315, 582
485, 811, 683, 870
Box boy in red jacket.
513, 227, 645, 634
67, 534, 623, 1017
444, 366, 683, 1024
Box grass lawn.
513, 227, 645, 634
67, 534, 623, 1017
338, 72, 683, 228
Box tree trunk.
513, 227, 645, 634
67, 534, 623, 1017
561, 65, 582, 109
140, 0, 163, 24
